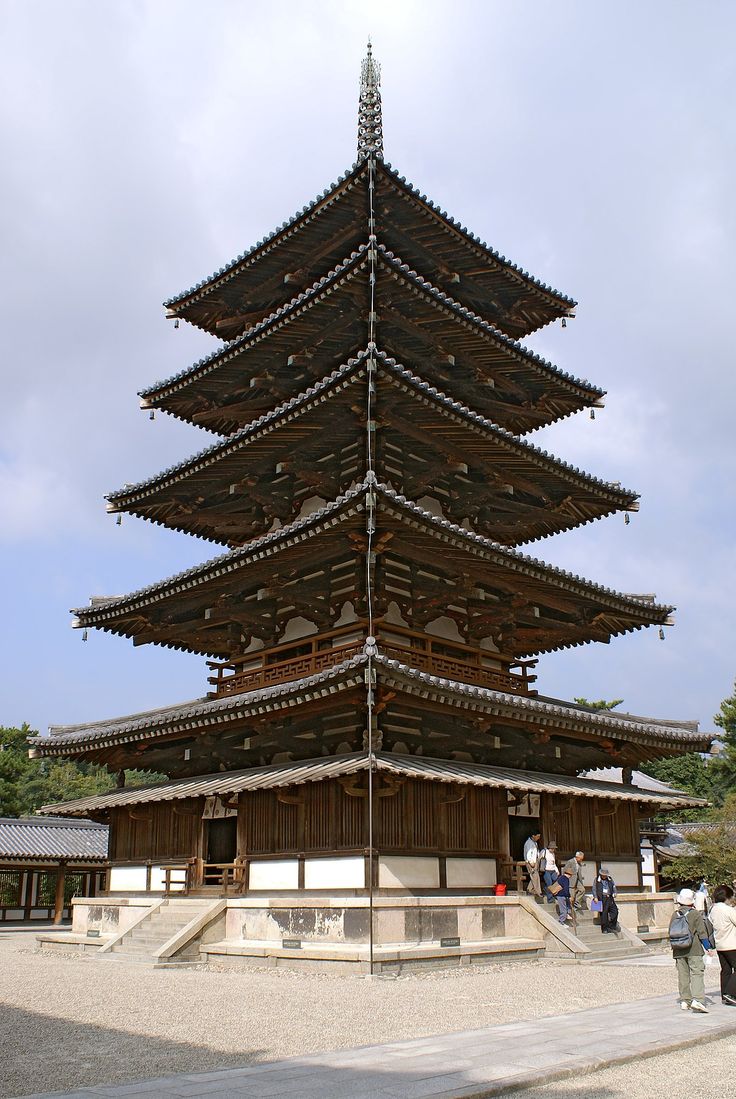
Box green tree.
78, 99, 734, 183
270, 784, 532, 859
705, 679, 736, 808
574, 697, 624, 711
661, 825, 736, 890
0, 724, 165, 817
639, 752, 714, 822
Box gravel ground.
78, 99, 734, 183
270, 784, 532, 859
517, 1035, 736, 1099
0, 930, 694, 1098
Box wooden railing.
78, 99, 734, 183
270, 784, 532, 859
207, 621, 536, 699
200, 860, 247, 894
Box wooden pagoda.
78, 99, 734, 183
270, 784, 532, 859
33, 49, 709, 958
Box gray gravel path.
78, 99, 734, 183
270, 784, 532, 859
518, 1034, 736, 1099
0, 930, 713, 1098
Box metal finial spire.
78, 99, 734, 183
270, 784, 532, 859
357, 40, 383, 159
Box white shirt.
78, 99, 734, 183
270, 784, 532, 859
523, 838, 539, 867
711, 902, 736, 951
541, 849, 559, 874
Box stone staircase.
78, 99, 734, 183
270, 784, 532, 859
571, 907, 651, 964
99, 898, 218, 966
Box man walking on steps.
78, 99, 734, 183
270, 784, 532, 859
670, 887, 715, 1013
563, 851, 587, 910
524, 831, 543, 899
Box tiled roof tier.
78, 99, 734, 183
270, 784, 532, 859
36, 750, 705, 819
164, 162, 573, 342
141, 246, 600, 437
0, 816, 108, 861
110, 348, 636, 548
71, 481, 671, 661
32, 655, 708, 774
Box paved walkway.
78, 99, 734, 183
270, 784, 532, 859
19, 988, 736, 1099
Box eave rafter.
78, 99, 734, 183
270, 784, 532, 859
142, 247, 599, 436
75, 481, 670, 661
110, 349, 635, 549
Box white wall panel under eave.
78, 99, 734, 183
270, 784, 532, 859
149, 866, 186, 892
108, 866, 148, 892
248, 860, 299, 890
304, 857, 365, 890
610, 861, 641, 887
378, 856, 440, 889
446, 857, 497, 888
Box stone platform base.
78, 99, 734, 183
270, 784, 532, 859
201, 935, 544, 974
36, 891, 676, 971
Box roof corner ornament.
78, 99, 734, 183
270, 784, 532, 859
357, 39, 383, 160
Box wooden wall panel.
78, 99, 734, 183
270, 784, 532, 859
109, 800, 201, 861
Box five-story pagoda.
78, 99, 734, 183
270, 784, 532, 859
33, 47, 709, 968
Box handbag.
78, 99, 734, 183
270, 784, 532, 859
591, 899, 603, 912
548, 880, 563, 896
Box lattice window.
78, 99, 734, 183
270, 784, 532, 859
64, 873, 85, 902
0, 871, 21, 906
36, 872, 57, 906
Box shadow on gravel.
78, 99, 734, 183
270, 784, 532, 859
1, 1003, 266, 1098
0, 1001, 629, 1099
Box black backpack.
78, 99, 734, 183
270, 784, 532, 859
669, 908, 693, 950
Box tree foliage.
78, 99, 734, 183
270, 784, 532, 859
661, 825, 736, 890
0, 724, 164, 817
574, 697, 624, 711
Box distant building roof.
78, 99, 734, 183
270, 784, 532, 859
581, 766, 691, 797
654, 821, 736, 860
0, 817, 108, 862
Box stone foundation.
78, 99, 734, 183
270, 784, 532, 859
41, 891, 677, 972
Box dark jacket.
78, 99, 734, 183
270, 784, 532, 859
555, 875, 572, 901
592, 875, 616, 902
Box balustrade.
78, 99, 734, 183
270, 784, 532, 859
207, 622, 536, 699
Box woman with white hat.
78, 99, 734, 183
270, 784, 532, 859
669, 887, 714, 1013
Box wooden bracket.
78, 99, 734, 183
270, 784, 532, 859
440, 787, 466, 805
276, 790, 305, 806
126, 808, 152, 822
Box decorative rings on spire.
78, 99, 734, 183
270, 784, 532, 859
357, 40, 383, 160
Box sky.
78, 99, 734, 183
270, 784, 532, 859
1, 0, 734, 741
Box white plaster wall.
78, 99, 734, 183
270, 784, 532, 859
425, 616, 464, 643
304, 857, 365, 890
295, 495, 327, 519
608, 861, 641, 887
378, 856, 440, 889
249, 860, 299, 890
149, 866, 186, 892
384, 602, 409, 627
279, 617, 318, 643
109, 866, 148, 892
446, 858, 497, 888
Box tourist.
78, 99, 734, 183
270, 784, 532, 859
554, 867, 574, 924
540, 841, 560, 904
563, 850, 587, 910
592, 866, 618, 933
694, 880, 710, 913
524, 831, 543, 898
669, 887, 714, 1013
710, 885, 736, 1006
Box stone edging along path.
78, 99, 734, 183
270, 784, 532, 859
16, 988, 736, 1099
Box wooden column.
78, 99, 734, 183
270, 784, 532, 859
53, 863, 66, 925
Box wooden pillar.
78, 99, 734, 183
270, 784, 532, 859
53, 863, 66, 925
